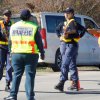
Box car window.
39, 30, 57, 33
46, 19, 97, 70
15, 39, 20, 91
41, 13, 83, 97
11, 15, 38, 25
74, 17, 81, 25
45, 15, 65, 33
30, 15, 39, 25
11, 17, 20, 23
84, 18, 98, 29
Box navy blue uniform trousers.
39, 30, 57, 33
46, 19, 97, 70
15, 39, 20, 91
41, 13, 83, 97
10, 53, 39, 100
60, 42, 79, 82
0, 45, 12, 81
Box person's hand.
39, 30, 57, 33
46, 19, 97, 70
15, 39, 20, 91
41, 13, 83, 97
60, 34, 68, 41
63, 26, 66, 31
40, 53, 45, 60
60, 35, 64, 41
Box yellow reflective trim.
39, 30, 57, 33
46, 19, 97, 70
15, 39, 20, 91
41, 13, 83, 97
11, 21, 39, 54
61, 36, 80, 43
0, 41, 8, 45
74, 38, 80, 42
61, 38, 72, 42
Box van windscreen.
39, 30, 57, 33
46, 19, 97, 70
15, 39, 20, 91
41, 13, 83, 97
45, 15, 65, 33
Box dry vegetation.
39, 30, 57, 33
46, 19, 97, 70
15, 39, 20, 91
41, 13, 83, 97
0, 0, 100, 25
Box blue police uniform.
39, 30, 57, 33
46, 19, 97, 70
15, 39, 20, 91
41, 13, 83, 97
55, 7, 80, 91
0, 20, 12, 91
60, 20, 79, 81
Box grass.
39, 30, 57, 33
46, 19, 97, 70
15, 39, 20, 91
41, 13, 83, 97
78, 66, 100, 71
36, 66, 53, 72
36, 65, 100, 72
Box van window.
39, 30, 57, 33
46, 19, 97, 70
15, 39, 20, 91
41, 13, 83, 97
74, 17, 81, 25
11, 15, 38, 25
45, 15, 65, 33
11, 17, 20, 23
30, 15, 39, 25
84, 18, 98, 29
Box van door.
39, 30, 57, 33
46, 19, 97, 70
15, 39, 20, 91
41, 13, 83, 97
75, 16, 91, 65
40, 13, 65, 63
78, 32, 93, 65
84, 18, 100, 64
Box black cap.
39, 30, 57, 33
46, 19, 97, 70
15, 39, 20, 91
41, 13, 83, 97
20, 9, 31, 21
3, 10, 12, 17
63, 7, 74, 13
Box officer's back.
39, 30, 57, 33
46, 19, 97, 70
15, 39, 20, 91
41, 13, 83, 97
4, 9, 44, 100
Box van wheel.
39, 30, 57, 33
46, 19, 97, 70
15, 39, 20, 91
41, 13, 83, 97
98, 66, 100, 69
52, 49, 62, 72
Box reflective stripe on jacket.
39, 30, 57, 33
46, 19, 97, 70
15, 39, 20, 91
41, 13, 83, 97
10, 21, 39, 54
0, 20, 8, 45
62, 19, 80, 43
0, 41, 8, 45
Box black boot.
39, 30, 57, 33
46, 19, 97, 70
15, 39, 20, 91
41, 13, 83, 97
54, 81, 65, 91
4, 96, 16, 100
68, 80, 79, 91
5, 81, 11, 92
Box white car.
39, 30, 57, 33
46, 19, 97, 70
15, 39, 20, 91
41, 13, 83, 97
11, 12, 100, 71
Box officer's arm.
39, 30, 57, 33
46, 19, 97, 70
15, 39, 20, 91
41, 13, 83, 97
77, 23, 87, 38
0, 26, 2, 39
56, 22, 64, 37
35, 28, 45, 59
8, 36, 12, 53
8, 26, 12, 53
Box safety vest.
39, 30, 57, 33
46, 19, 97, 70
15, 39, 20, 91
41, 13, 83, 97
61, 19, 80, 43
10, 21, 39, 54
0, 20, 12, 45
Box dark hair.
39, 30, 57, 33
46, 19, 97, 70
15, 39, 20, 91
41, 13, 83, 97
63, 7, 74, 14
20, 9, 31, 21
3, 10, 12, 17
3, 9, 12, 16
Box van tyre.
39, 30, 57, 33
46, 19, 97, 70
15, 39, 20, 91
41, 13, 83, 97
52, 49, 62, 72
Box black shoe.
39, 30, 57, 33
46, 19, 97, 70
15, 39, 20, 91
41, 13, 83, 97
68, 81, 79, 91
4, 96, 16, 100
54, 81, 64, 92
5, 86, 11, 92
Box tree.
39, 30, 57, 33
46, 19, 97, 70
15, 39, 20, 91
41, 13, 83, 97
0, 0, 100, 25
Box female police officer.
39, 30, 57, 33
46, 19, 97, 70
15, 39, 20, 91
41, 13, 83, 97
55, 7, 80, 91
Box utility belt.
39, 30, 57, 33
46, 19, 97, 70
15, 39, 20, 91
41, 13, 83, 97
61, 36, 80, 43
0, 41, 8, 45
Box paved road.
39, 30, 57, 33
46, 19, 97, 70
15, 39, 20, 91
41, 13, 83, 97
0, 71, 100, 100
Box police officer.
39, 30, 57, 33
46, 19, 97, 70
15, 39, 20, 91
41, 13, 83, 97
4, 9, 45, 100
55, 7, 80, 91
0, 9, 12, 92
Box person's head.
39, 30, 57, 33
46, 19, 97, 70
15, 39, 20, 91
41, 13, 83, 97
20, 9, 32, 21
64, 7, 74, 20
3, 9, 12, 22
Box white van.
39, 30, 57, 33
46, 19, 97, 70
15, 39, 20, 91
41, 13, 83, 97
11, 12, 100, 71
